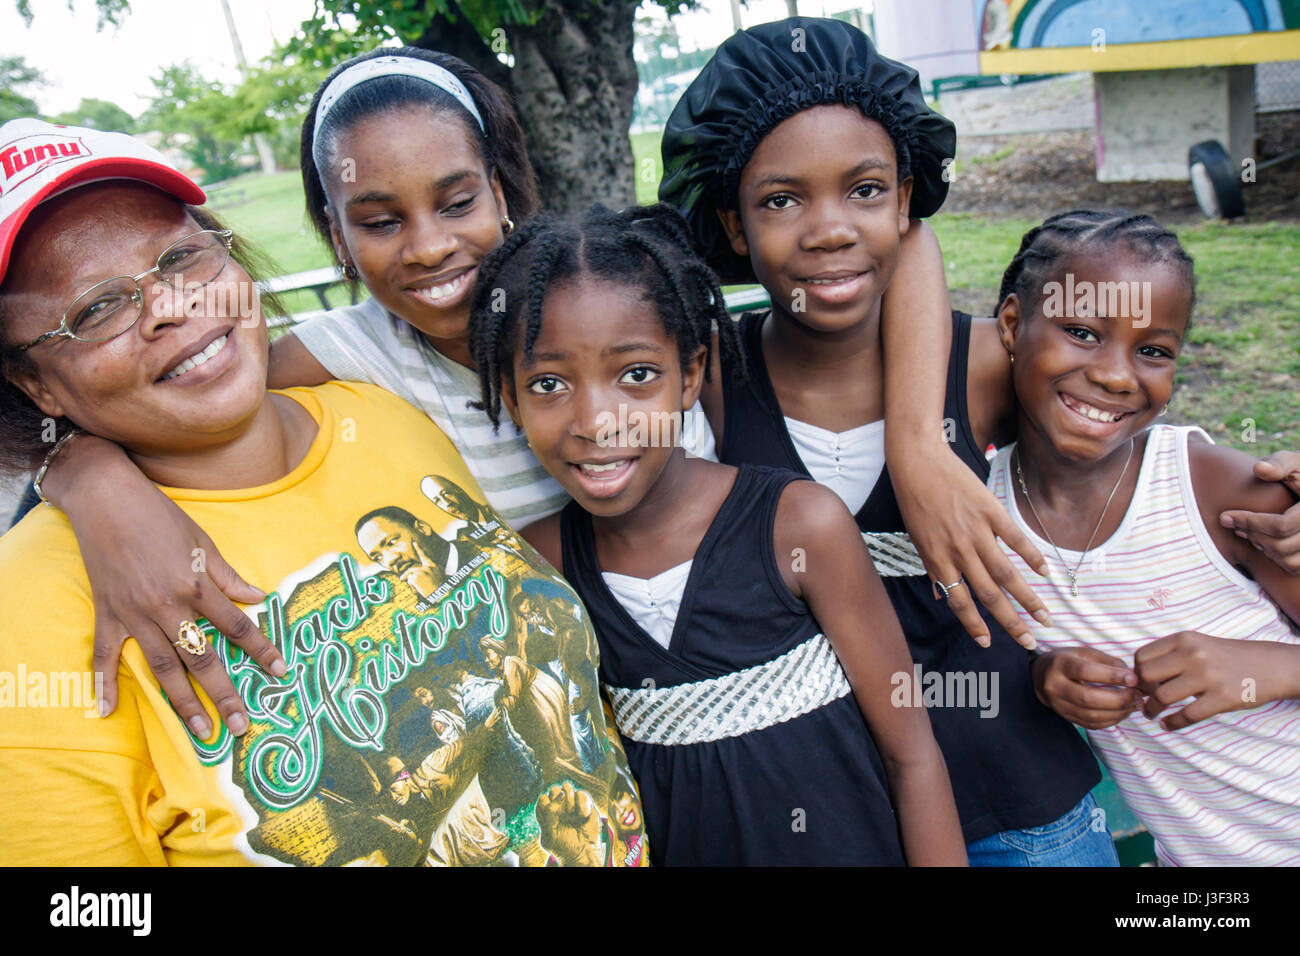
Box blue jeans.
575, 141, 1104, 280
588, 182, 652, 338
966, 793, 1120, 867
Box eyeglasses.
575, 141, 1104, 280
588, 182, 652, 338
15, 229, 235, 352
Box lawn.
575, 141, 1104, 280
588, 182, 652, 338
206, 171, 342, 317
630, 129, 663, 206
210, 164, 1299, 456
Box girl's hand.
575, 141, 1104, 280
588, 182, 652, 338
1031, 647, 1141, 729
893, 440, 1051, 649
44, 435, 286, 736
1135, 631, 1300, 731
1220, 450, 1300, 574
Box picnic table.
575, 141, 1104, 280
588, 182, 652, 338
723, 286, 771, 314
258, 267, 356, 312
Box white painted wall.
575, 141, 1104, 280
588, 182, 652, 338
1094, 66, 1256, 181
872, 0, 980, 86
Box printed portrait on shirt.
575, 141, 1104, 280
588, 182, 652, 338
355, 505, 459, 607
182, 477, 645, 867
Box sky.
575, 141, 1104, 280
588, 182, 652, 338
654, 0, 870, 55
1, 0, 318, 115
2, 0, 871, 117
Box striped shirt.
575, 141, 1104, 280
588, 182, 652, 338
293, 298, 716, 528
989, 425, 1300, 866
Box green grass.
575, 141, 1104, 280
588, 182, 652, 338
206, 171, 346, 316
968, 146, 1015, 166
631, 130, 664, 206
931, 212, 1300, 454
207, 167, 1299, 456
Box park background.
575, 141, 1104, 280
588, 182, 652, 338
3, 0, 1299, 865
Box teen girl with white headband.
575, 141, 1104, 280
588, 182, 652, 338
35, 46, 969, 740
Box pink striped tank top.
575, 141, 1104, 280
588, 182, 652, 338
989, 424, 1300, 866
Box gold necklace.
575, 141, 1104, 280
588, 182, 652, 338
1014, 438, 1135, 597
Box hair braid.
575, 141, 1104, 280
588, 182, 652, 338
467, 203, 747, 429
995, 208, 1195, 319
522, 233, 565, 359
469, 215, 555, 422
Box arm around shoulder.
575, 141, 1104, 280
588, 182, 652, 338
1188, 437, 1300, 623
267, 331, 333, 389
965, 315, 1017, 450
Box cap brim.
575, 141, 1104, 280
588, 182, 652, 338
0, 158, 206, 284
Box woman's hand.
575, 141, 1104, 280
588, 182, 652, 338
1220, 450, 1300, 574
892, 439, 1052, 648
1031, 647, 1141, 729
1135, 631, 1300, 731
43, 435, 286, 736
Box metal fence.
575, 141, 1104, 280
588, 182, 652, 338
1257, 59, 1300, 113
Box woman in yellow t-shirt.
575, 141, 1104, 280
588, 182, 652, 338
0, 119, 646, 866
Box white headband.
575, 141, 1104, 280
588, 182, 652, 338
311, 55, 484, 159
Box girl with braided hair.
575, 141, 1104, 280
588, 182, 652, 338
985, 209, 1300, 865
660, 17, 1300, 866
468, 202, 966, 866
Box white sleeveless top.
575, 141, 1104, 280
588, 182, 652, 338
784, 416, 885, 516
601, 560, 693, 650
989, 425, 1300, 866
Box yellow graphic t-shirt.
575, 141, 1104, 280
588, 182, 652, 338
0, 382, 648, 867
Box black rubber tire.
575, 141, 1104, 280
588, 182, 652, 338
1188, 139, 1245, 219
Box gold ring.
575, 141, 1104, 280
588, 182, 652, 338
174, 620, 208, 656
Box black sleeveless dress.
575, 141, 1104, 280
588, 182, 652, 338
718, 310, 1101, 843
561, 465, 906, 866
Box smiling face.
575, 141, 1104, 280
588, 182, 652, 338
611, 788, 641, 834
321, 106, 507, 352
423, 476, 477, 520
356, 513, 442, 593
501, 277, 706, 519
1, 183, 269, 459
717, 105, 913, 332
998, 249, 1192, 463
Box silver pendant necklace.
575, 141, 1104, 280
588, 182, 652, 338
1015, 437, 1135, 597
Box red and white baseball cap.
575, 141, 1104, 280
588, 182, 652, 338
0, 117, 206, 284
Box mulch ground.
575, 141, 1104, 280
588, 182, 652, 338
946, 111, 1300, 224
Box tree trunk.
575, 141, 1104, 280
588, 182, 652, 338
417, 1, 639, 215
219, 0, 276, 173
415, 12, 511, 90
509, 0, 638, 213
728, 0, 743, 32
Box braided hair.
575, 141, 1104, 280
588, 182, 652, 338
468, 203, 746, 428
995, 209, 1196, 322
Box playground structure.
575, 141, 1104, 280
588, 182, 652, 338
874, 1, 1300, 214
